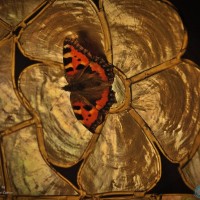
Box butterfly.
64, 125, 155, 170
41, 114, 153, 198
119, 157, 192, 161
62, 38, 116, 133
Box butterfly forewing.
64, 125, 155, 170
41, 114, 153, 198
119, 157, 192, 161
63, 38, 90, 82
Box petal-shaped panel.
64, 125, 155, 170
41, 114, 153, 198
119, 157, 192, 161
0, 0, 45, 26
0, 39, 31, 131
103, 0, 185, 77
2, 125, 78, 195
19, 0, 104, 63
0, 20, 10, 40
132, 61, 200, 162
19, 63, 92, 166
79, 111, 160, 193
181, 147, 200, 188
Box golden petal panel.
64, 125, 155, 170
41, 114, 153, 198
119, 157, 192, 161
103, 0, 185, 77
0, 20, 10, 41
131, 61, 200, 162
79, 111, 160, 194
0, 0, 45, 27
0, 39, 31, 131
2, 125, 78, 195
181, 147, 200, 188
19, 0, 104, 63
18, 63, 92, 166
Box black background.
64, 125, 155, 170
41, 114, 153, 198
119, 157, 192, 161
169, 0, 200, 67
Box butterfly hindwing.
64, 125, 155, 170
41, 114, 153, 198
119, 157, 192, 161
70, 93, 102, 133
95, 87, 115, 112
70, 86, 115, 133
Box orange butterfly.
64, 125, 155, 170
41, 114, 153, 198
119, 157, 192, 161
62, 38, 116, 133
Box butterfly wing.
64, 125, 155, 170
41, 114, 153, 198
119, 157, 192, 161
71, 88, 115, 133
63, 38, 91, 82
70, 93, 103, 133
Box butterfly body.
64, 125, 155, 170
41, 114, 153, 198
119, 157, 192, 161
63, 38, 116, 133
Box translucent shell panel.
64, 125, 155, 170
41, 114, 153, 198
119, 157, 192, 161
19, 63, 92, 166
79, 111, 160, 193
131, 61, 200, 162
2, 125, 78, 195
0, 0, 45, 26
0, 39, 31, 131
103, 0, 185, 77
19, 0, 104, 63
182, 147, 200, 188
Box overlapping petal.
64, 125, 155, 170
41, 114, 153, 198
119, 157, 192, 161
0, 0, 45, 26
0, 38, 31, 131
19, 63, 92, 166
131, 61, 200, 162
102, 0, 185, 77
79, 111, 161, 193
19, 0, 105, 63
3, 125, 78, 195
182, 146, 200, 187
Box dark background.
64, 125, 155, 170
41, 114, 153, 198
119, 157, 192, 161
169, 0, 200, 67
